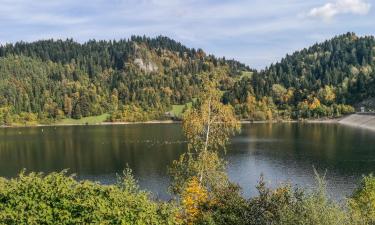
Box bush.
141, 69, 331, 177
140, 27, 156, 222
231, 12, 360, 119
278, 179, 347, 225
239, 174, 346, 225
189, 174, 347, 225
0, 170, 179, 225
246, 176, 297, 225
349, 175, 375, 224
199, 183, 250, 225
253, 111, 267, 121
1, 170, 373, 225
109, 105, 164, 122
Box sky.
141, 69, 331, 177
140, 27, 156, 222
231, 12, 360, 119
0, 0, 373, 69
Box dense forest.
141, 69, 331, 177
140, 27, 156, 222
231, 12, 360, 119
226, 32, 375, 119
1, 32, 375, 125
0, 36, 251, 125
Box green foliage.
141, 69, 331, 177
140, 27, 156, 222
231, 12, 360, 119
169, 151, 228, 195
226, 32, 375, 119
170, 72, 240, 197
277, 173, 348, 225
169, 102, 193, 119
109, 105, 164, 122
197, 183, 250, 225
2, 171, 375, 224
0, 37, 251, 125
1, 33, 373, 123
188, 173, 349, 225
0, 106, 12, 126
182, 73, 240, 153
0, 170, 179, 225
253, 33, 375, 104
56, 113, 109, 125
349, 175, 375, 224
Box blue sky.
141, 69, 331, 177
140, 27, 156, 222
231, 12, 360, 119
0, 0, 373, 69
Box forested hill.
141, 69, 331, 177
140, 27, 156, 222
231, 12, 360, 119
0, 36, 251, 124
225, 33, 375, 120
1, 33, 375, 125
256, 32, 375, 103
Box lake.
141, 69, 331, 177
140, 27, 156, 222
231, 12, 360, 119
1, 123, 375, 200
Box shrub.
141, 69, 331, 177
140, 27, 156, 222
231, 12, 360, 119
109, 105, 163, 122
179, 177, 210, 225
278, 173, 347, 225
349, 175, 375, 224
0, 170, 179, 225
198, 183, 250, 225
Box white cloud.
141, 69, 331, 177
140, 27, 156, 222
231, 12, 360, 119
0, 0, 373, 68
308, 0, 371, 20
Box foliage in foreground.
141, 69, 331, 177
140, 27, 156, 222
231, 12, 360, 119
3, 171, 375, 225
0, 170, 179, 225
177, 173, 375, 225
349, 174, 375, 224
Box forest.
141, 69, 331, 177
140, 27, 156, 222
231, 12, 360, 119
1, 32, 375, 125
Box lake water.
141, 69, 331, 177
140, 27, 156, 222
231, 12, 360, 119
1, 123, 375, 200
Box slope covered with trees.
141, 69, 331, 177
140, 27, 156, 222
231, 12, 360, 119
0, 36, 251, 125
226, 33, 375, 120
1, 33, 375, 125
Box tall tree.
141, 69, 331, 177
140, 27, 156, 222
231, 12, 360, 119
170, 71, 240, 194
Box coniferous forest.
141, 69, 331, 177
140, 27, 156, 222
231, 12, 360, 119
1, 32, 375, 125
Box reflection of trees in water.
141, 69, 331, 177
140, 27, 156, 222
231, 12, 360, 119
235, 123, 375, 173
0, 125, 186, 178
1, 123, 375, 180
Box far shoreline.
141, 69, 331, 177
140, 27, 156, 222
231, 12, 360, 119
0, 118, 342, 129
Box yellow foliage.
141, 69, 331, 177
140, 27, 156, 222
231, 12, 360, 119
349, 176, 375, 224
318, 85, 336, 104
283, 88, 294, 104
246, 94, 257, 117
309, 97, 321, 110
180, 177, 209, 225
182, 74, 240, 153
266, 109, 273, 121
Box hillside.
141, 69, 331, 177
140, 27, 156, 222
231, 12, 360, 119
1, 33, 375, 125
225, 33, 375, 120
259, 32, 375, 103
0, 36, 251, 124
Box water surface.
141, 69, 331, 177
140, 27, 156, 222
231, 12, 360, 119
1, 123, 374, 200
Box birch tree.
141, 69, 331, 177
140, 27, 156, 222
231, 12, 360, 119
169, 72, 240, 194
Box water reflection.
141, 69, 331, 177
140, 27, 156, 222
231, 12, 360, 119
1, 123, 375, 200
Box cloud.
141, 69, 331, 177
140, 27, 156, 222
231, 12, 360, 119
0, 0, 373, 69
308, 0, 371, 20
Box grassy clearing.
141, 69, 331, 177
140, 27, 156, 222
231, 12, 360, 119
239, 71, 253, 80
170, 102, 193, 118
56, 113, 110, 125
10, 121, 39, 127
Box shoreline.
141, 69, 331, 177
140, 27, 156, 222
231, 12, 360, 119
0, 120, 181, 129
0, 118, 341, 128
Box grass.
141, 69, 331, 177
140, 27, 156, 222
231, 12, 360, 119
56, 113, 110, 125
170, 101, 193, 118
239, 71, 253, 80
11, 121, 39, 127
